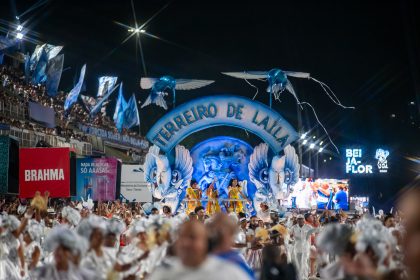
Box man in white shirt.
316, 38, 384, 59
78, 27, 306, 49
149, 220, 252, 280
289, 214, 318, 280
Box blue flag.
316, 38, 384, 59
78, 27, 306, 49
90, 82, 119, 116
64, 64, 86, 111
32, 48, 48, 84
29, 44, 63, 83
46, 54, 64, 97
97, 76, 118, 98
113, 83, 127, 121
29, 44, 45, 73
123, 94, 140, 130
24, 52, 30, 81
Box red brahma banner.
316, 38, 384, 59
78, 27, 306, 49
19, 147, 70, 198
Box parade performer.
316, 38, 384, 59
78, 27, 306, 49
186, 179, 202, 214
206, 179, 221, 216
0, 214, 24, 279
23, 220, 43, 272
228, 179, 247, 213
32, 226, 94, 280
289, 214, 319, 280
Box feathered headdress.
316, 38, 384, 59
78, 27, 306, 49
30, 191, 49, 212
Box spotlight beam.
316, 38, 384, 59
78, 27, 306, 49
130, 0, 139, 29
17, 0, 50, 19
137, 36, 147, 76
138, 0, 173, 31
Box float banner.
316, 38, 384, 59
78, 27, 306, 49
120, 164, 152, 202
76, 157, 118, 201
146, 95, 298, 154
29, 101, 56, 128
19, 148, 70, 198
0, 136, 9, 193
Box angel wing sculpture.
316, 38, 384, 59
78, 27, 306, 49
248, 143, 272, 207
140, 75, 214, 110
144, 144, 193, 212
249, 143, 300, 211
222, 69, 310, 102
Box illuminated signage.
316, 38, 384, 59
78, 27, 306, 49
375, 149, 389, 173
345, 148, 389, 175
346, 149, 373, 174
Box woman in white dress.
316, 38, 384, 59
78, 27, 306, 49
0, 214, 23, 279
23, 220, 43, 272
31, 226, 93, 280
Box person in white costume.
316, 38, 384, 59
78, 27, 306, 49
31, 226, 94, 280
289, 214, 318, 280
149, 220, 253, 280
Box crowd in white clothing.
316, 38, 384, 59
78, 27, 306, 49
1, 186, 420, 280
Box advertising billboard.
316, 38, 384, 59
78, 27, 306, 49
76, 157, 118, 201
19, 147, 70, 198
120, 164, 152, 203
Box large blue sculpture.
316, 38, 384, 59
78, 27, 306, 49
143, 95, 301, 213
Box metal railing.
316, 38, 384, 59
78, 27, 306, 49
0, 100, 27, 120
0, 125, 92, 155
181, 198, 251, 213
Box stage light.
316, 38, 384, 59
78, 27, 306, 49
410, 101, 415, 105
302, 139, 308, 145
329, 157, 332, 160
319, 147, 324, 152
323, 159, 327, 163
309, 143, 315, 149
300, 133, 307, 140
17, 25, 23, 31
312, 136, 316, 139
129, 28, 146, 34
319, 141, 324, 145
16, 32, 24, 40
16, 16, 20, 20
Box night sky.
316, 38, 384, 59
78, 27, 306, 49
1, 0, 419, 208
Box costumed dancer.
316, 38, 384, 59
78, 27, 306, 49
1, 213, 27, 278
61, 206, 81, 229
141, 215, 172, 277
119, 218, 151, 279
103, 217, 125, 259
0, 214, 24, 279
23, 220, 43, 274
245, 215, 264, 271
289, 214, 319, 280
228, 178, 247, 213
206, 178, 221, 216
31, 226, 93, 279
185, 179, 202, 214
78, 215, 134, 279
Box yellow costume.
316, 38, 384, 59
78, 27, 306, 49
228, 185, 244, 213
206, 188, 221, 215
186, 186, 202, 214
